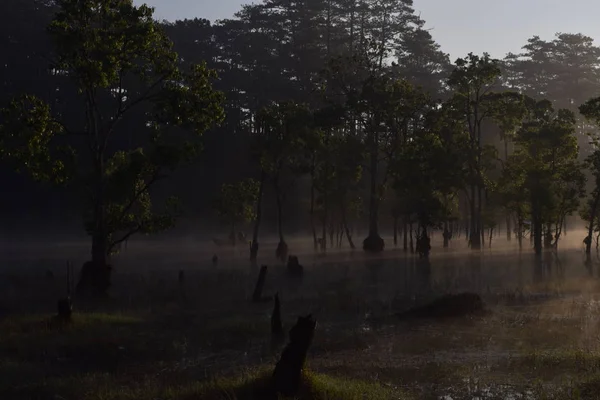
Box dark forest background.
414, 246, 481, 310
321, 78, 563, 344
2, 0, 600, 240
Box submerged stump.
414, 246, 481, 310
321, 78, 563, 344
363, 234, 384, 253
76, 261, 112, 298
276, 241, 289, 263
286, 256, 303, 277
252, 265, 269, 303
396, 292, 485, 321
271, 292, 285, 349
56, 297, 73, 324
272, 314, 317, 397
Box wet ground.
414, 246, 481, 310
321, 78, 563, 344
2, 233, 600, 399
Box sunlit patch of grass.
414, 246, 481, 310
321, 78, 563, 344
0, 366, 408, 400
510, 349, 600, 375
0, 312, 143, 337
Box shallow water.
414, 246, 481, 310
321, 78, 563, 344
2, 233, 600, 399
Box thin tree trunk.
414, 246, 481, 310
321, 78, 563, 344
250, 172, 266, 261
275, 184, 284, 243
309, 166, 318, 251
393, 215, 398, 246
368, 138, 379, 238
443, 221, 449, 248
340, 201, 355, 249
363, 128, 383, 252
403, 219, 408, 251
409, 221, 414, 253
88, 152, 111, 296
586, 190, 600, 256
532, 199, 542, 256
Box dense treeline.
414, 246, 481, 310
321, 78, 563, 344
4, 0, 600, 292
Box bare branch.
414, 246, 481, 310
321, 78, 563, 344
108, 226, 141, 254
106, 74, 169, 136
110, 168, 167, 227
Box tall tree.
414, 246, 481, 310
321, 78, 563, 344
447, 53, 503, 250
502, 100, 583, 255
0, 0, 224, 295
579, 98, 600, 256
255, 101, 313, 261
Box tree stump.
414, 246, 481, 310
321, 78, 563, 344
363, 234, 384, 253
212, 254, 219, 266
271, 292, 284, 337
272, 314, 317, 396
76, 261, 112, 298
252, 265, 268, 302
250, 241, 259, 261
396, 292, 485, 321
56, 297, 72, 324
178, 270, 187, 302
276, 241, 289, 263
286, 256, 303, 277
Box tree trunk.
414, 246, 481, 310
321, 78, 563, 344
409, 222, 414, 253
309, 168, 318, 251
403, 219, 408, 251
321, 217, 327, 252
276, 188, 284, 244
274, 177, 289, 262
469, 185, 480, 249
363, 131, 384, 252
443, 221, 449, 248
328, 220, 334, 248
393, 215, 398, 246
272, 315, 317, 397
82, 156, 111, 297
586, 190, 600, 256
532, 199, 542, 256
250, 172, 266, 261
340, 202, 355, 249
252, 265, 268, 303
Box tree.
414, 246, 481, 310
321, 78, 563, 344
0, 0, 224, 296
578, 98, 600, 256
390, 101, 465, 253
255, 101, 313, 261
488, 91, 529, 241
393, 26, 451, 99
503, 100, 584, 255
447, 53, 503, 250
324, 49, 432, 253
213, 179, 260, 245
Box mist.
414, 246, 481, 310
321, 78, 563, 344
4, 0, 600, 399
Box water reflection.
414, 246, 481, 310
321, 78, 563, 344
350, 249, 595, 304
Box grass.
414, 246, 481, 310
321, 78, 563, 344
0, 311, 407, 400
4, 248, 600, 399
0, 366, 405, 400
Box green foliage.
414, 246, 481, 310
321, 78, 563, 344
0, 0, 224, 261
448, 52, 502, 98
214, 179, 260, 227
578, 98, 600, 235
0, 95, 72, 184
501, 99, 585, 243
256, 101, 313, 177
391, 120, 464, 228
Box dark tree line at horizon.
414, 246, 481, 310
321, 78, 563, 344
4, 0, 600, 294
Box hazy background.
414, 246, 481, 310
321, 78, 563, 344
138, 0, 600, 61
